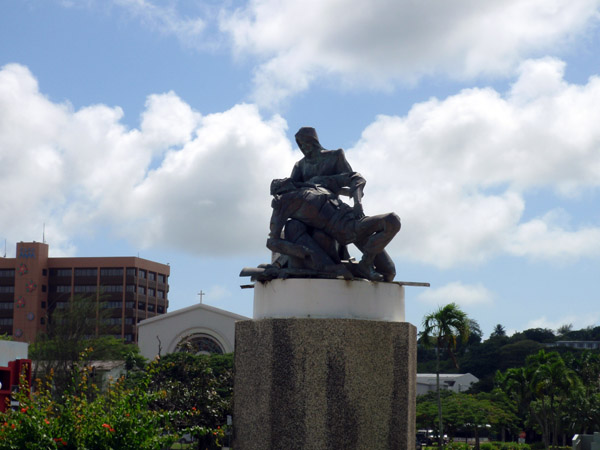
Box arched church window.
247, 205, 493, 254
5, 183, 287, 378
175, 333, 224, 355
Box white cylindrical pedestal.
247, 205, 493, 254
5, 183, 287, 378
253, 278, 405, 321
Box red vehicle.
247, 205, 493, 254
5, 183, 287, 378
0, 359, 31, 412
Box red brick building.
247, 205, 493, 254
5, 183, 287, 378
0, 241, 170, 343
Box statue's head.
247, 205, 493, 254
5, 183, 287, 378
270, 178, 297, 196
295, 127, 322, 157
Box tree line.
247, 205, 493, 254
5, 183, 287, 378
418, 303, 600, 449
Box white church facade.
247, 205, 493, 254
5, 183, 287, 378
137, 302, 249, 359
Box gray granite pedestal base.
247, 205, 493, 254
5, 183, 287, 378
233, 318, 417, 450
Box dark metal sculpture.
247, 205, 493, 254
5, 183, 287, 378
241, 127, 400, 282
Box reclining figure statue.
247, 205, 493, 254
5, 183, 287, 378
266, 175, 400, 281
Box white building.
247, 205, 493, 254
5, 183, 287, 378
137, 303, 249, 360
417, 373, 479, 395
0, 340, 28, 366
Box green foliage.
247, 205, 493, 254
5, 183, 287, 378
490, 324, 507, 338
495, 350, 592, 449
30, 295, 143, 399
147, 353, 232, 432
417, 391, 519, 443
0, 361, 177, 450
420, 303, 472, 446
0, 351, 229, 450
510, 329, 556, 344
420, 303, 471, 366
419, 319, 600, 448
497, 340, 544, 370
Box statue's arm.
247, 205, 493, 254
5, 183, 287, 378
334, 149, 365, 217
269, 200, 287, 239
290, 161, 303, 182
335, 148, 354, 173
308, 171, 366, 218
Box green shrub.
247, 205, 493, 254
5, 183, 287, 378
0, 355, 226, 450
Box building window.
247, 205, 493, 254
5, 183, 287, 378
103, 318, 122, 325
55, 302, 68, 309
101, 285, 123, 293
0, 318, 13, 326
101, 301, 123, 309
41, 302, 46, 309
126, 285, 135, 293
148, 304, 155, 312
124, 334, 133, 342
124, 318, 133, 325
138, 286, 146, 295
148, 288, 155, 297
0, 303, 13, 310
157, 305, 164, 314
0, 269, 15, 277
42, 269, 47, 276
148, 272, 156, 281
125, 301, 134, 309
157, 290, 164, 299
0, 286, 14, 293
100, 268, 124, 277
50, 269, 72, 277
74, 268, 97, 277
139, 270, 146, 279
42, 285, 47, 292
157, 274, 166, 284
74, 285, 97, 293
40, 317, 46, 325
126, 267, 136, 276
137, 302, 145, 310
55, 285, 71, 293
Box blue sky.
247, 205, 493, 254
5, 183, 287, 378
2, 0, 600, 337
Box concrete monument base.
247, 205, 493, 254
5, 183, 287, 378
234, 317, 417, 449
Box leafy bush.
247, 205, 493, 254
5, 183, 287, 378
0, 352, 227, 450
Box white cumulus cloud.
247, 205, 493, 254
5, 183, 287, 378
0, 63, 294, 256
526, 313, 600, 331
2, 60, 600, 268
220, 0, 600, 105
347, 58, 600, 266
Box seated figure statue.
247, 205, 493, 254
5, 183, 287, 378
240, 127, 400, 283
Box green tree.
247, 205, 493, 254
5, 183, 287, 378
30, 294, 139, 397
556, 324, 573, 337
529, 350, 581, 448
564, 351, 600, 434
419, 302, 471, 446
497, 350, 582, 449
417, 391, 518, 449
490, 324, 507, 338
147, 352, 233, 447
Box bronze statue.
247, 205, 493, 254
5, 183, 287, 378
240, 127, 400, 282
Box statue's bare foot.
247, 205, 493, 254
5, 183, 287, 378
356, 260, 384, 282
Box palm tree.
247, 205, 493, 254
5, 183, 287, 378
419, 303, 471, 446
498, 350, 582, 449
490, 324, 507, 338
527, 350, 581, 449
